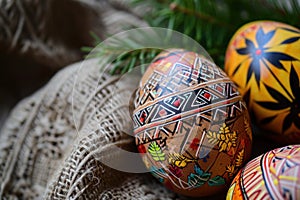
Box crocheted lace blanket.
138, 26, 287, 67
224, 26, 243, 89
0, 59, 185, 199
0, 1, 226, 199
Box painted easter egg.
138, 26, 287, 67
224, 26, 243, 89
227, 145, 300, 200
225, 21, 300, 144
132, 49, 253, 197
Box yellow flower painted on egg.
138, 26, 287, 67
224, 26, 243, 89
168, 153, 196, 168
244, 115, 252, 141
206, 131, 219, 145
226, 164, 235, 178
219, 123, 231, 134
206, 123, 237, 152
235, 149, 244, 167
232, 26, 297, 87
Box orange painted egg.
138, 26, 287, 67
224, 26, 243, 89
227, 145, 300, 200
133, 49, 252, 197
225, 21, 300, 144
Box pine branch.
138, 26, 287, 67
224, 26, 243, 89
133, 0, 300, 67
82, 31, 162, 75
111, 49, 160, 75
83, 0, 300, 75
169, 2, 234, 30
82, 46, 161, 75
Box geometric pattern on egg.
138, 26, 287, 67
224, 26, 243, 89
133, 49, 253, 197
227, 145, 300, 200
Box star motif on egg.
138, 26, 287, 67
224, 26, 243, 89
234, 26, 298, 87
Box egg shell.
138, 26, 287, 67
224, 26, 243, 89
225, 21, 300, 144
227, 145, 300, 200
133, 49, 253, 197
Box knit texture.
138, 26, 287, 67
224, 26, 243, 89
0, 59, 187, 199
0, 1, 226, 199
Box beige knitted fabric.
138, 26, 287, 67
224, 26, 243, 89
0, 0, 148, 132
0, 59, 185, 199
0, 1, 226, 199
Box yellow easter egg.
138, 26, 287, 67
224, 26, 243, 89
225, 21, 300, 144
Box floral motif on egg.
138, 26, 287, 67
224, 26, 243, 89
133, 50, 252, 197
227, 145, 300, 200
225, 21, 300, 143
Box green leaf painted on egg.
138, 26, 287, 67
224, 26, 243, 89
194, 165, 204, 175
148, 141, 165, 161
188, 173, 211, 188
187, 165, 211, 188
208, 176, 226, 186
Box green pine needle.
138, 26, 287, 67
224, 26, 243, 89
83, 42, 161, 75
82, 0, 300, 75
133, 0, 300, 67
